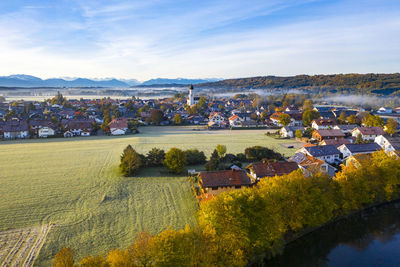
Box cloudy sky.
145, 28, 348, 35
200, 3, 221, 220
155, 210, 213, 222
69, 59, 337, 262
0, 0, 399, 80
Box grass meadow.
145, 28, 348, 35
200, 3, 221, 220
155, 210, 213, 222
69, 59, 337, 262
0, 126, 299, 265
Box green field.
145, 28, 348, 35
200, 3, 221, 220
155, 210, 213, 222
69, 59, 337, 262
0, 126, 300, 265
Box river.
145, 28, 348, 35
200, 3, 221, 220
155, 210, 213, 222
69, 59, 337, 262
267, 202, 400, 267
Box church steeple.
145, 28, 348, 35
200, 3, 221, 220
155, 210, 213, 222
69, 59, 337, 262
187, 84, 194, 105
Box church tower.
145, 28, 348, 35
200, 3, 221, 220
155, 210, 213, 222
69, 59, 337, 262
187, 84, 194, 106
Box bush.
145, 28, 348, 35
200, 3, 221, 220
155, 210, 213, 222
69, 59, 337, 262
146, 148, 165, 167
236, 153, 247, 162
244, 146, 282, 161
163, 148, 187, 174
119, 145, 142, 176
184, 149, 206, 165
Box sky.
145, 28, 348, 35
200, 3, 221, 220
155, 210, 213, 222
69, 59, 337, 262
0, 0, 399, 81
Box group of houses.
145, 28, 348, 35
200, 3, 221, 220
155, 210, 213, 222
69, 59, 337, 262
197, 130, 400, 197
1, 88, 399, 140
197, 108, 400, 197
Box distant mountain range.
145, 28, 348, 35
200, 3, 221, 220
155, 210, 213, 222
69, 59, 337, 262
0, 75, 220, 88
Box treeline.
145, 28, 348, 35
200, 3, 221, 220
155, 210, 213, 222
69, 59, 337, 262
198, 73, 400, 94
53, 152, 400, 267
120, 145, 283, 176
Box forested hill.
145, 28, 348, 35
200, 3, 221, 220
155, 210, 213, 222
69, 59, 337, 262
197, 73, 400, 94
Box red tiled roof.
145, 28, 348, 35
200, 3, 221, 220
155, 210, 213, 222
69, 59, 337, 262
320, 139, 351, 146
108, 118, 128, 129
246, 161, 299, 178
199, 170, 252, 187
314, 129, 345, 137
312, 119, 337, 126
353, 127, 385, 136
229, 115, 239, 121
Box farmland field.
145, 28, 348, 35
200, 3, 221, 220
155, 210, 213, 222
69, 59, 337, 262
0, 126, 300, 265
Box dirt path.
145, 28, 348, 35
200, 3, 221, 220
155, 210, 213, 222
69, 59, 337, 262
0, 224, 52, 267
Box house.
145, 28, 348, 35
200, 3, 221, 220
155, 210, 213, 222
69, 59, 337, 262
246, 161, 299, 181
198, 169, 252, 195
270, 112, 302, 127
333, 124, 358, 135
311, 119, 337, 130
280, 126, 305, 138
108, 118, 128, 135
345, 153, 374, 168
58, 110, 76, 119
38, 126, 56, 138
290, 152, 336, 177
208, 112, 226, 128
312, 129, 345, 142
377, 107, 393, 114
319, 138, 352, 147
351, 127, 385, 141
270, 112, 286, 126
3, 120, 29, 139
29, 120, 55, 136
374, 135, 400, 152
338, 143, 381, 159
298, 145, 341, 164
64, 119, 93, 137
229, 115, 243, 127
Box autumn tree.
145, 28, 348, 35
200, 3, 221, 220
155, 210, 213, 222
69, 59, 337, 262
216, 144, 227, 158
295, 129, 303, 139
362, 114, 384, 127
278, 113, 291, 126
80, 255, 107, 267
338, 111, 347, 124
163, 148, 187, 174
302, 99, 314, 111
120, 145, 142, 176
52, 247, 75, 267
302, 110, 320, 126
347, 115, 360, 125
173, 114, 182, 125
385, 118, 398, 136
150, 109, 164, 125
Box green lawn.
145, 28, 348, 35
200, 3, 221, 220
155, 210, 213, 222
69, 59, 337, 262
0, 126, 300, 265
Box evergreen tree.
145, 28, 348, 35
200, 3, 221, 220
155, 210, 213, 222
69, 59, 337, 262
119, 145, 142, 176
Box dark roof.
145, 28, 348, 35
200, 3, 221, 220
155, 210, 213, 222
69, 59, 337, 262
341, 143, 381, 153
246, 161, 299, 178
383, 136, 400, 150
199, 170, 252, 187
354, 127, 385, 136
2, 120, 29, 132
304, 145, 340, 157
65, 120, 93, 130
282, 126, 305, 132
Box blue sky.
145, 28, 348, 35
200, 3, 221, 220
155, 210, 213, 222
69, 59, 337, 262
0, 0, 399, 80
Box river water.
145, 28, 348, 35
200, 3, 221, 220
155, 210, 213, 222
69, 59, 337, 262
267, 202, 400, 267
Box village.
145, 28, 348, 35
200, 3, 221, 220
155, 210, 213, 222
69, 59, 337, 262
1, 86, 400, 197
